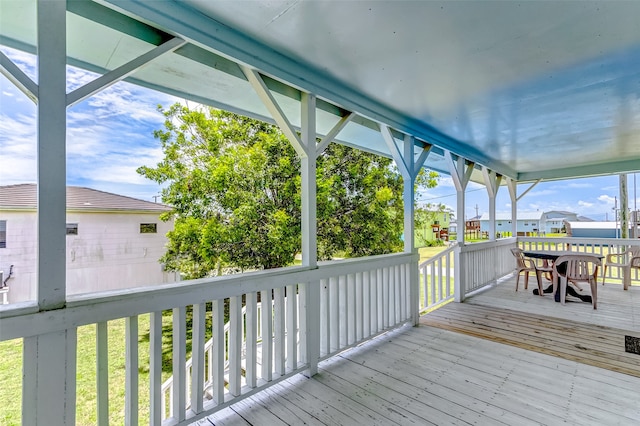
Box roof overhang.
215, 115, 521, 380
2, 0, 639, 184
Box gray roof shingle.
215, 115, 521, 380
0, 184, 171, 212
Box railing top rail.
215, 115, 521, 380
0, 252, 417, 341
418, 245, 456, 269
518, 236, 640, 246
459, 237, 516, 252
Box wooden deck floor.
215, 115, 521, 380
200, 279, 640, 425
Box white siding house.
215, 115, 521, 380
479, 210, 580, 236
0, 184, 174, 303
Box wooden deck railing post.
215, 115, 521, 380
303, 280, 321, 376
409, 252, 420, 325
454, 244, 465, 302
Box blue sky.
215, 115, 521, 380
1, 46, 637, 221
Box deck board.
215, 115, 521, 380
420, 303, 640, 377
203, 280, 640, 425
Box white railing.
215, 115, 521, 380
0, 252, 417, 426
317, 255, 415, 360
418, 245, 456, 312
518, 237, 640, 284
459, 238, 517, 298
160, 302, 268, 420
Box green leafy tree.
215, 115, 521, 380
139, 104, 438, 278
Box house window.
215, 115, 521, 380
66, 223, 78, 235
524, 222, 529, 226
0, 220, 6, 248
140, 223, 157, 234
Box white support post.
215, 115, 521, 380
243, 73, 322, 375
300, 92, 321, 376
507, 178, 518, 237
23, 329, 77, 425
23, 3, 76, 425
483, 167, 502, 240
300, 93, 318, 268
37, 0, 66, 312
446, 152, 475, 246
507, 177, 541, 238
446, 151, 475, 302
381, 125, 431, 325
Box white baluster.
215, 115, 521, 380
172, 307, 186, 421
125, 316, 139, 425
191, 303, 206, 413
246, 292, 257, 388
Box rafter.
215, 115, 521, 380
67, 37, 186, 107
0, 50, 38, 103
381, 124, 411, 178
445, 151, 475, 191
482, 166, 502, 198
316, 112, 354, 154
241, 66, 307, 157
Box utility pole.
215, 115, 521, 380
475, 204, 479, 219
613, 196, 619, 238
620, 174, 629, 239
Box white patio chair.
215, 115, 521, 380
603, 246, 640, 290
510, 248, 543, 295
554, 255, 600, 309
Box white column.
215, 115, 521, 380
300, 93, 320, 376
446, 152, 474, 302
23, 2, 76, 425
300, 93, 317, 268
37, 0, 66, 310
507, 179, 518, 237
380, 126, 430, 324
483, 168, 502, 240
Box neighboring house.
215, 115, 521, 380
544, 210, 581, 233
479, 210, 580, 236
415, 207, 452, 245
0, 184, 174, 303
465, 216, 481, 232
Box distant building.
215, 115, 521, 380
415, 208, 452, 245
465, 216, 481, 231
479, 210, 580, 236
0, 184, 175, 303
565, 221, 630, 239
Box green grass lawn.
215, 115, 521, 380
1, 312, 179, 426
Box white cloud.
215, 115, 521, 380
577, 200, 594, 208
598, 194, 616, 204
563, 183, 592, 189
527, 189, 556, 197
1, 46, 178, 199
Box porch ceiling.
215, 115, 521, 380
2, 1, 640, 182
